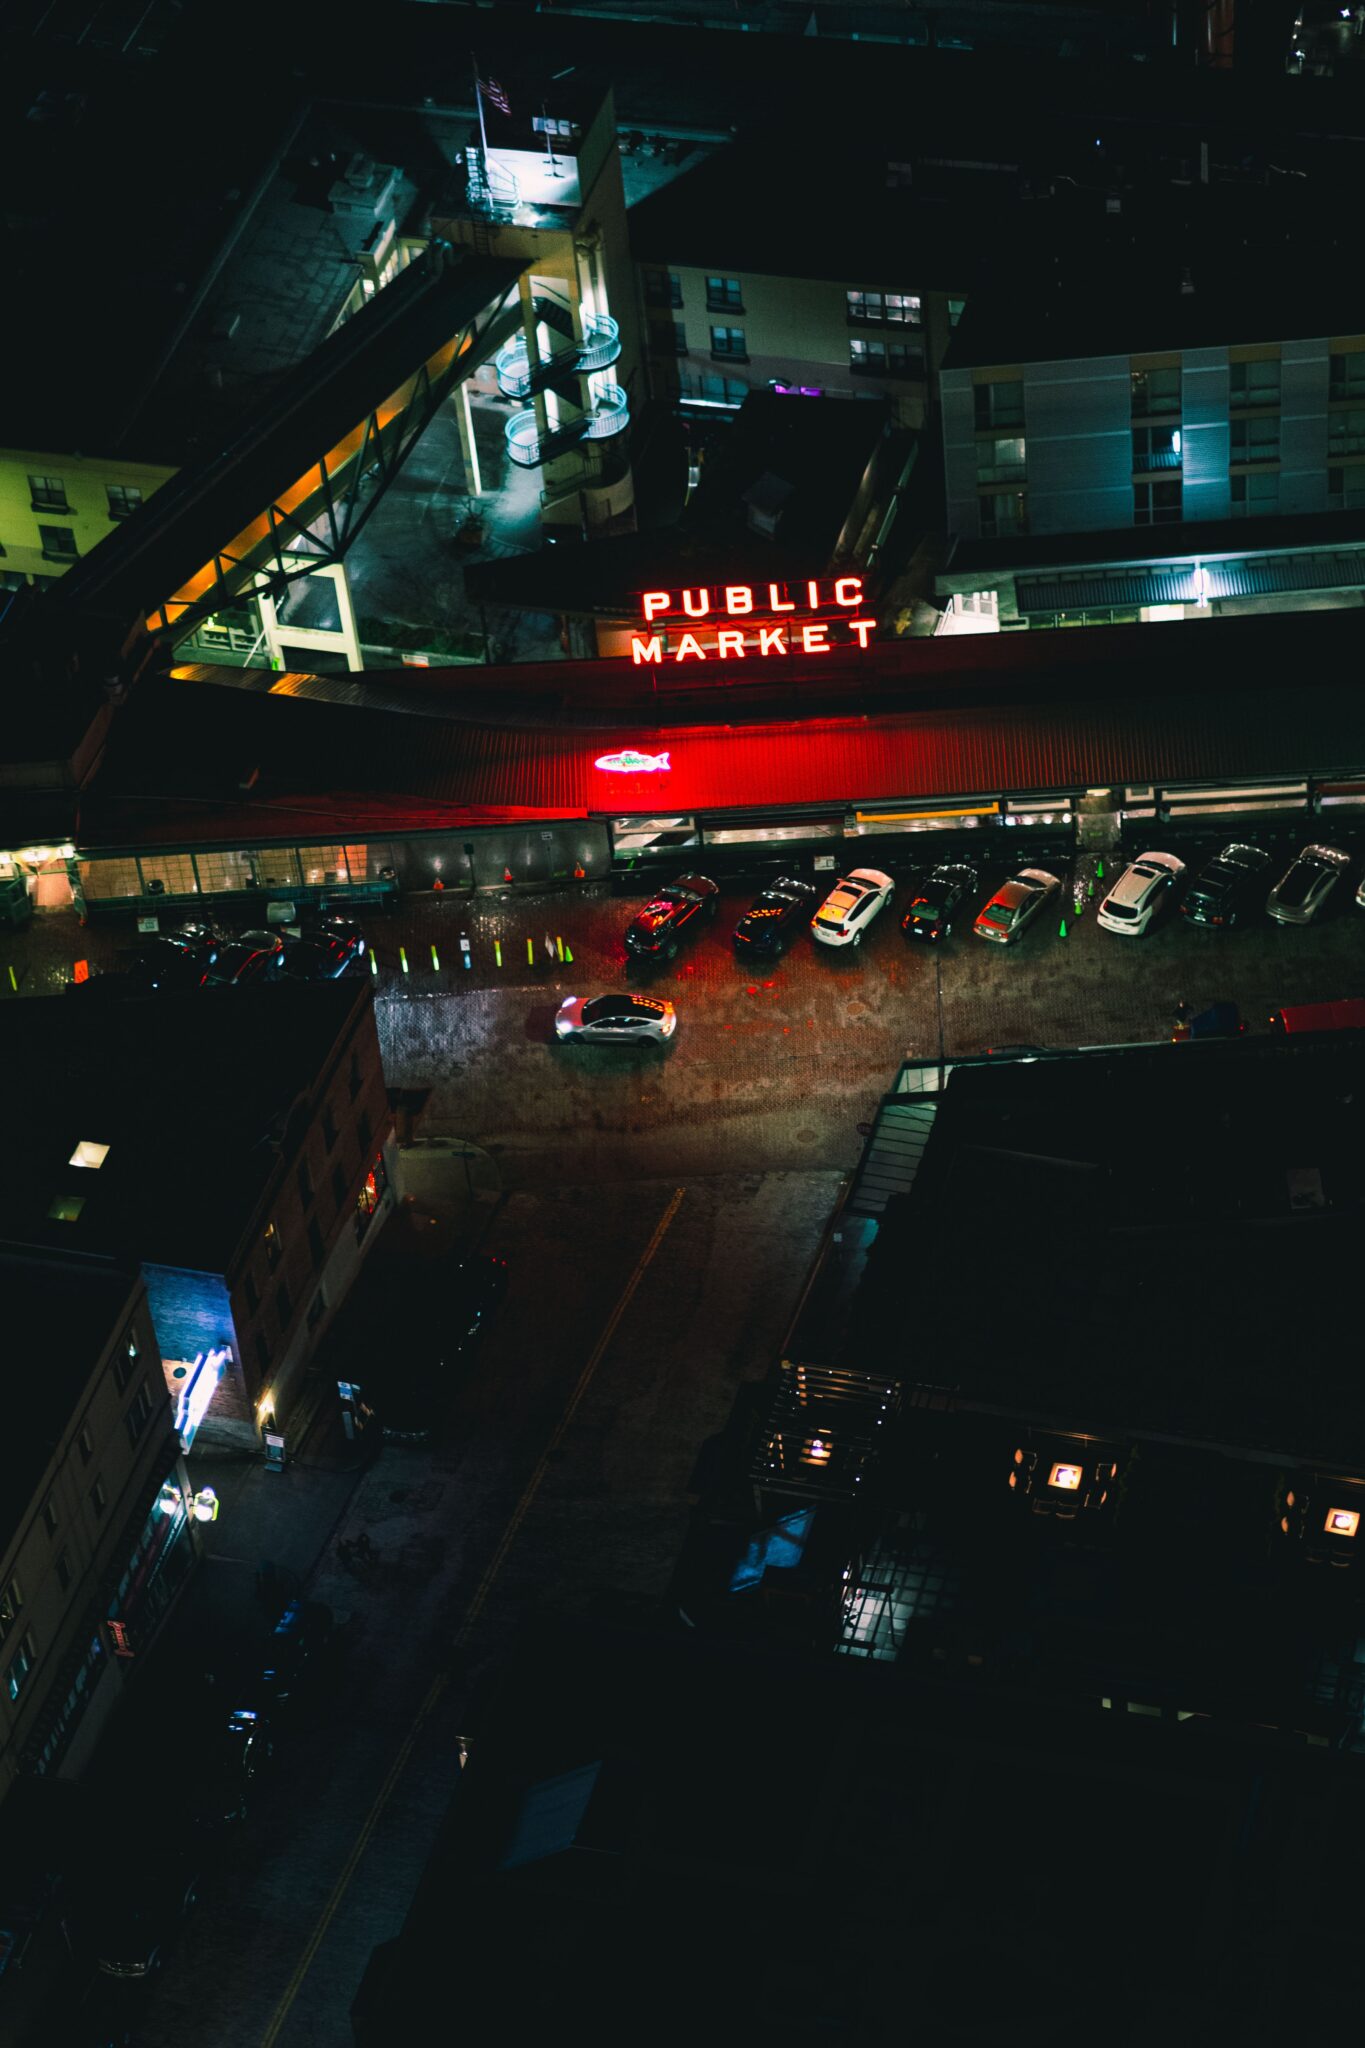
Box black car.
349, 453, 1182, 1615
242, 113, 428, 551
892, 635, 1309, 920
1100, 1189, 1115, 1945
161, 921, 223, 958
186, 1707, 272, 1826
294, 913, 366, 963
901, 863, 979, 942
278, 937, 364, 982
199, 931, 285, 987
623, 874, 719, 961
119, 939, 210, 994
257, 1598, 335, 1710
732, 876, 817, 956
1179, 843, 1272, 929
82, 1848, 199, 1980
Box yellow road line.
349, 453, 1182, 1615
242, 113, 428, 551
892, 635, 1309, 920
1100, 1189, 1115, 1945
257, 1184, 686, 2048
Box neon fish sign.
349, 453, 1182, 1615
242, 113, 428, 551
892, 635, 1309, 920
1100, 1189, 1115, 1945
630, 577, 875, 664
595, 749, 671, 774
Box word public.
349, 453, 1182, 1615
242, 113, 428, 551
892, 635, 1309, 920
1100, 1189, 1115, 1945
631, 577, 875, 664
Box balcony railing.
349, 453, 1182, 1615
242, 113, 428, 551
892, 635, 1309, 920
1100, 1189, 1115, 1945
504, 385, 630, 467
494, 313, 621, 398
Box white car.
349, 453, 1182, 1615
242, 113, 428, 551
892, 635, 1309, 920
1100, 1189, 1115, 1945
810, 869, 895, 948
1096, 851, 1186, 936
555, 993, 676, 1043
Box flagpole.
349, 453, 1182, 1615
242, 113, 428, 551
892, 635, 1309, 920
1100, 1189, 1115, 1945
473, 54, 490, 181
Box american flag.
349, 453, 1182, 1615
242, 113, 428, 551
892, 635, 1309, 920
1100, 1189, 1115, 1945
478, 76, 510, 116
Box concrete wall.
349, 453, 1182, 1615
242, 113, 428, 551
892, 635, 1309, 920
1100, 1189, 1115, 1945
1025, 356, 1131, 534
1281, 336, 1330, 516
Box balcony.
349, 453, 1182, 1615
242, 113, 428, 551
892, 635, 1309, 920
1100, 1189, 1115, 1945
495, 312, 622, 398
504, 386, 630, 467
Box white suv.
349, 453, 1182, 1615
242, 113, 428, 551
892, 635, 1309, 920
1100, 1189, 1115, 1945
1096, 851, 1185, 936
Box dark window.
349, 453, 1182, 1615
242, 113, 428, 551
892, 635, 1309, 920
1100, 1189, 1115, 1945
42, 1498, 58, 1538
322, 1104, 338, 1150
973, 381, 1024, 431
710, 325, 747, 361
255, 1331, 271, 1374
692, 372, 747, 405
275, 1282, 293, 1330
705, 276, 743, 312
332, 1163, 348, 1212
55, 1552, 71, 1593
124, 1380, 153, 1448
297, 1159, 313, 1209
243, 1270, 259, 1314
665, 320, 688, 356
979, 490, 1028, 539
849, 338, 922, 378
644, 270, 682, 309
976, 434, 1026, 483
0, 1578, 21, 1646
1130, 366, 1180, 417
308, 1215, 325, 1268
77, 1426, 93, 1465
306, 1289, 327, 1331
1230, 471, 1279, 515
1328, 408, 1365, 458
1328, 465, 1365, 510
1230, 416, 1279, 463
1229, 359, 1280, 407
1134, 479, 1182, 525
106, 484, 143, 520
113, 1332, 137, 1394
39, 525, 78, 562
348, 1054, 361, 1102
28, 474, 69, 512
1329, 352, 1365, 403
357, 1108, 372, 1152
264, 1221, 282, 1269
89, 1477, 106, 1519
949, 298, 966, 328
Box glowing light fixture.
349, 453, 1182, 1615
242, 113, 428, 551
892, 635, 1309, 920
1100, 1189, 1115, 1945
69, 1141, 110, 1170
1048, 1463, 1083, 1492
802, 1436, 832, 1468
1325, 1508, 1360, 1538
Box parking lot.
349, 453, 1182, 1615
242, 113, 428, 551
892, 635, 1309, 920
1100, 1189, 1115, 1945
13, 820, 1365, 1185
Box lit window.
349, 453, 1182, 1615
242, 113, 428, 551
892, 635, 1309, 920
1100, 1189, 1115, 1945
48, 1195, 85, 1222
1325, 1508, 1360, 1538
6, 1631, 37, 1702
802, 1436, 832, 1467
1048, 1463, 1082, 1491
68, 1141, 110, 1170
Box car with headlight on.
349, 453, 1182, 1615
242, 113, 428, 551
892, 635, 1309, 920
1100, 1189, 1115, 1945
810, 869, 894, 948
1096, 850, 1185, 936
972, 868, 1061, 945
1267, 843, 1350, 926
733, 876, 817, 955
900, 863, 979, 942
556, 993, 676, 1044
623, 874, 718, 961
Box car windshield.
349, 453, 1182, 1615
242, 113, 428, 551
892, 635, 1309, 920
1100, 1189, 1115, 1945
583, 996, 661, 1022
908, 900, 939, 919
746, 901, 784, 918
1104, 901, 1139, 920
980, 903, 1014, 927
1131, 866, 1161, 883
1279, 863, 1321, 905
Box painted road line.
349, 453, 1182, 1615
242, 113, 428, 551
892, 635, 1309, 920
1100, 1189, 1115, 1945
257, 1185, 686, 2048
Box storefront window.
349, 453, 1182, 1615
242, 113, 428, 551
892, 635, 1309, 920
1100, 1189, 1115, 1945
253, 848, 302, 890
79, 859, 140, 900
137, 854, 198, 897
300, 845, 351, 888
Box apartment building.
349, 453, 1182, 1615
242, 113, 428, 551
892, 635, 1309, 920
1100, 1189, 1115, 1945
0, 1254, 199, 1801
942, 294, 1365, 541
0, 981, 393, 1452
629, 147, 973, 429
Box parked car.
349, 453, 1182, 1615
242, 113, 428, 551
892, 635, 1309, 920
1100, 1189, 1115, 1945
187, 1707, 272, 1826
810, 869, 895, 948
84, 1848, 199, 1979
294, 912, 366, 962
732, 876, 817, 955
161, 921, 223, 958
972, 869, 1061, 944
555, 993, 676, 1043
900, 863, 979, 943
360, 1253, 509, 1442
623, 874, 719, 961
1096, 851, 1185, 936
120, 939, 210, 993
278, 937, 364, 982
1180, 843, 1272, 929
199, 930, 285, 987
1267, 843, 1350, 926
258, 1599, 335, 1710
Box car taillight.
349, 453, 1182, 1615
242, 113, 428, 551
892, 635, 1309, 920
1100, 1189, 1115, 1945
1210, 915, 1224, 925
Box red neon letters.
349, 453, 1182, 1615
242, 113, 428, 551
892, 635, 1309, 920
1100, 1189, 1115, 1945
632, 577, 875, 664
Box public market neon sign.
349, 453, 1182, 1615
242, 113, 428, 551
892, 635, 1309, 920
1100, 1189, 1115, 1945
630, 578, 875, 665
